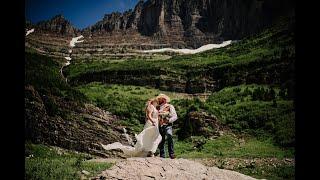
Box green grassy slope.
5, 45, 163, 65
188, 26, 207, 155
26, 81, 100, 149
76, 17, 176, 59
65, 16, 294, 94
25, 143, 112, 179
77, 83, 294, 147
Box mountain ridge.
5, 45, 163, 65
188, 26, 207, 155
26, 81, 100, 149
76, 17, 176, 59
27, 0, 294, 47
33, 14, 79, 36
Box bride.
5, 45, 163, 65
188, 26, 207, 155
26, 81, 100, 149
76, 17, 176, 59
101, 98, 162, 157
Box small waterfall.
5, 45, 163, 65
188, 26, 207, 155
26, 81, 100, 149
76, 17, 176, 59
123, 128, 134, 146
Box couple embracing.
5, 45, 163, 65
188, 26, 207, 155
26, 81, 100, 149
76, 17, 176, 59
101, 94, 178, 159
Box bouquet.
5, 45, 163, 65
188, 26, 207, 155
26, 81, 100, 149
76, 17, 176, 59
159, 106, 171, 125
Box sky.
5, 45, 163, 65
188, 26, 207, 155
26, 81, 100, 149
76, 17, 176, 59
26, 0, 141, 29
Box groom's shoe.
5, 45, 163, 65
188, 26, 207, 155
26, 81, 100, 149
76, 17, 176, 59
169, 154, 175, 159
154, 151, 160, 156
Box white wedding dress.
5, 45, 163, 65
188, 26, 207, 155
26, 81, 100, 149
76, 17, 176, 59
101, 105, 162, 157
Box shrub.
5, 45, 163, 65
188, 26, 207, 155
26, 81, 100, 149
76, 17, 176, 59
274, 112, 295, 146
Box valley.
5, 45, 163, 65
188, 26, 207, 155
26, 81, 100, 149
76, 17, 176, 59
25, 0, 295, 179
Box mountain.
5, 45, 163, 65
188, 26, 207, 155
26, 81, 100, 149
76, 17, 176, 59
29, 0, 294, 48
85, 0, 294, 47
35, 14, 78, 36
84, 0, 145, 34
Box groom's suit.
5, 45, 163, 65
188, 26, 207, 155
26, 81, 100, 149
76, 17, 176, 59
158, 103, 178, 158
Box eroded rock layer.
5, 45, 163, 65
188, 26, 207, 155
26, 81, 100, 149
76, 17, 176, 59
27, 0, 294, 50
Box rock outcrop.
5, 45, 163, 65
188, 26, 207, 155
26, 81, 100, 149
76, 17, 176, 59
93, 157, 257, 179
25, 85, 131, 157
85, 0, 145, 34
179, 111, 229, 139
36, 14, 78, 36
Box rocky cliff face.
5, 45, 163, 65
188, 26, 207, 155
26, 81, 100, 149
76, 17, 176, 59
25, 84, 130, 158
28, 0, 294, 48
36, 15, 78, 36
28, 0, 294, 47
85, 0, 145, 34
85, 0, 294, 47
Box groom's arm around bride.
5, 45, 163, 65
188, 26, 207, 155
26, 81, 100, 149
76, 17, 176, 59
160, 104, 177, 125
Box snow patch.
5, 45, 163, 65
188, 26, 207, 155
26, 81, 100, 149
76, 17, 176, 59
65, 61, 71, 66
141, 40, 234, 54
26, 29, 34, 36
65, 57, 72, 61
70, 35, 84, 47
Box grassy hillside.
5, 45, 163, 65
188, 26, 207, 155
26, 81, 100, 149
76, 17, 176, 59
65, 16, 295, 94
204, 85, 295, 147
25, 143, 112, 179
77, 83, 294, 147
25, 52, 86, 101
66, 17, 294, 77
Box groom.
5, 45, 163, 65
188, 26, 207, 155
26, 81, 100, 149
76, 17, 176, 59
156, 94, 178, 159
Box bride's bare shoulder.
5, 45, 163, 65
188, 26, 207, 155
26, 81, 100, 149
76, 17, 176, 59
146, 104, 154, 111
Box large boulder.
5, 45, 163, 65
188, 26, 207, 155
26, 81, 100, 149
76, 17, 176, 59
179, 110, 228, 139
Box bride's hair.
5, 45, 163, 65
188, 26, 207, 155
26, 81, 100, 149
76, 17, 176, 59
145, 98, 157, 112
145, 98, 155, 107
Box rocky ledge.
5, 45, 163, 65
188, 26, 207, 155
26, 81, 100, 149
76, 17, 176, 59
93, 157, 258, 180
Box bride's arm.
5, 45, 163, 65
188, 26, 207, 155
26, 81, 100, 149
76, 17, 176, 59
146, 106, 156, 125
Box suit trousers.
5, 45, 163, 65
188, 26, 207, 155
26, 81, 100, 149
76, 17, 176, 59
158, 125, 174, 157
